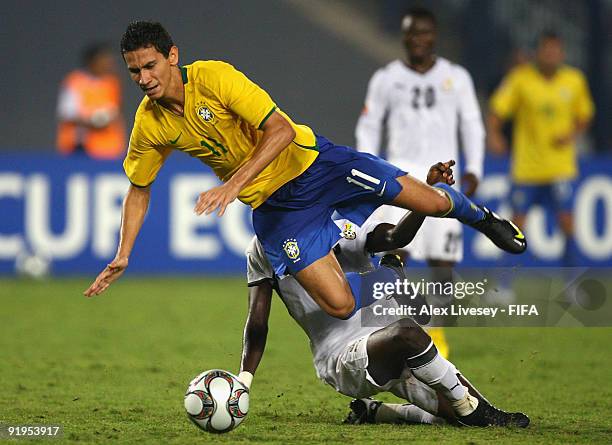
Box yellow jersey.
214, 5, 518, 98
124, 60, 318, 208
490, 63, 594, 183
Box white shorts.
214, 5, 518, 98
371, 205, 463, 263
319, 334, 439, 414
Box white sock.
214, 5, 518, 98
374, 403, 442, 425
410, 354, 468, 403
451, 394, 479, 417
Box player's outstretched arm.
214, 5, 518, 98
239, 281, 273, 388
194, 112, 296, 216
83, 184, 151, 297
366, 161, 456, 252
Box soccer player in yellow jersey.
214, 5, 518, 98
84, 21, 526, 346
488, 32, 594, 266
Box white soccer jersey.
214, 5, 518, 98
245, 219, 401, 381
356, 57, 485, 182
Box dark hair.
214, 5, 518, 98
120, 21, 174, 57
81, 42, 112, 67
538, 30, 562, 45
401, 7, 437, 31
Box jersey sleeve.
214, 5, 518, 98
245, 237, 275, 286
573, 71, 595, 122
123, 117, 172, 187
490, 69, 520, 119
214, 63, 277, 130
455, 67, 485, 179
355, 69, 389, 156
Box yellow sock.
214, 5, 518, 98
426, 327, 450, 359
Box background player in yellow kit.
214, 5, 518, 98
488, 31, 594, 266
84, 21, 526, 324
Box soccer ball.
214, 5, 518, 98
15, 250, 51, 279
184, 369, 249, 433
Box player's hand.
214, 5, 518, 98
462, 172, 479, 197
238, 371, 253, 389
194, 182, 240, 217
427, 160, 455, 186
488, 132, 508, 155
83, 257, 129, 297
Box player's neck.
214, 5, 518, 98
405, 55, 436, 74
158, 66, 186, 116
536, 63, 559, 80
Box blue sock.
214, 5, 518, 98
344, 266, 398, 319
434, 183, 485, 224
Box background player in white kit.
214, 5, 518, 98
238, 162, 529, 428
355, 7, 485, 355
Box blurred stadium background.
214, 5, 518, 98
1, 0, 611, 276
2, 2, 612, 443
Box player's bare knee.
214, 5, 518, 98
327, 299, 356, 319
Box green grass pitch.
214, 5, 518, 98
1, 277, 612, 444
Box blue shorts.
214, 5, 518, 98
253, 135, 406, 276
510, 181, 575, 214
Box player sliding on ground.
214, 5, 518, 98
239, 162, 529, 428
84, 21, 526, 322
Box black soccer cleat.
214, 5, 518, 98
469, 206, 527, 254
343, 398, 381, 424
457, 398, 530, 428
379, 254, 405, 278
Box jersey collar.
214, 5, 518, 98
401, 55, 439, 76
181, 66, 188, 84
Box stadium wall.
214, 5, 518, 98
1, 153, 611, 275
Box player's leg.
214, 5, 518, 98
365, 319, 530, 427
361, 369, 495, 424
509, 182, 533, 233
553, 180, 577, 267
365, 318, 470, 409
255, 205, 406, 320
391, 175, 526, 254
294, 251, 402, 319
292, 250, 355, 318
559, 210, 578, 269
345, 397, 446, 425
347, 362, 496, 425
332, 331, 445, 426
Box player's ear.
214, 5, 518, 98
168, 46, 179, 66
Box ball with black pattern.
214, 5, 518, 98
184, 369, 249, 433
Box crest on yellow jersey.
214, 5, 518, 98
196, 101, 215, 123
